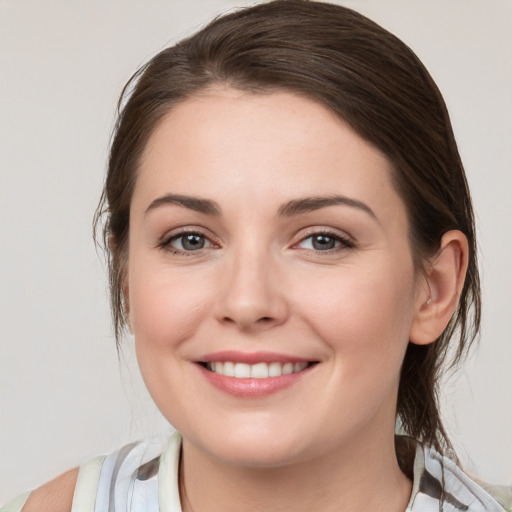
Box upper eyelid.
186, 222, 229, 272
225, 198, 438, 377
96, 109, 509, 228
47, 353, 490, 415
160, 226, 217, 244
293, 226, 355, 243
170, 232, 214, 250
159, 230, 217, 255
295, 234, 354, 249
157, 225, 355, 249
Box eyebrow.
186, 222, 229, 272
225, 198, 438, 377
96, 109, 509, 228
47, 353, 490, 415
145, 194, 221, 216
144, 193, 376, 220
278, 195, 377, 220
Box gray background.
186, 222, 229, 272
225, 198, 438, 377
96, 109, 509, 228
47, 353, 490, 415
1, 0, 511, 503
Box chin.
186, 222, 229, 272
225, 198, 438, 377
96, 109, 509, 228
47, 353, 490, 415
184, 422, 312, 468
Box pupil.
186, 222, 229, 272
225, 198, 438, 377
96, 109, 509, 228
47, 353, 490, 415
183, 234, 204, 250
313, 235, 335, 250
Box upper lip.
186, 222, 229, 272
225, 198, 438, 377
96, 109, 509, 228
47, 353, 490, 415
197, 350, 315, 365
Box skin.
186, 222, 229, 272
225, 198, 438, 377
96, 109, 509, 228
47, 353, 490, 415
22, 468, 78, 512
130, 88, 426, 510
123, 87, 467, 512
19, 87, 467, 512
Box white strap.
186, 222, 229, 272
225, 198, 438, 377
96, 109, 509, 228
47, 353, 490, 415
71, 456, 105, 512
1, 491, 31, 512
158, 432, 183, 512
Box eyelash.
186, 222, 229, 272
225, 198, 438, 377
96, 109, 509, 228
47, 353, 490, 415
159, 229, 355, 256
159, 229, 215, 256
295, 230, 355, 253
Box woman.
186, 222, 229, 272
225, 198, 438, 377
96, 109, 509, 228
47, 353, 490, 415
3, 1, 510, 511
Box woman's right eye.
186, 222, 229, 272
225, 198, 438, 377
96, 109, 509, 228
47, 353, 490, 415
164, 232, 213, 252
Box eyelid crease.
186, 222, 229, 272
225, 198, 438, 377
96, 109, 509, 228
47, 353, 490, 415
294, 226, 356, 245
295, 231, 356, 251
158, 225, 216, 243
156, 226, 356, 256
157, 227, 218, 253
158, 234, 215, 259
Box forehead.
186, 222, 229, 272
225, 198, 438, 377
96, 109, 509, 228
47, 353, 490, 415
134, 87, 406, 226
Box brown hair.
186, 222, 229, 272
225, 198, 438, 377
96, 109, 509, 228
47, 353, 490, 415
94, 0, 480, 454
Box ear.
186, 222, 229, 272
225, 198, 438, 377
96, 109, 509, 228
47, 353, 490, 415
409, 230, 469, 345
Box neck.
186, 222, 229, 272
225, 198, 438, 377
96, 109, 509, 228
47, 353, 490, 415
179, 427, 412, 512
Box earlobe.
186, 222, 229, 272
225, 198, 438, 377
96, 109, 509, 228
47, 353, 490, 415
409, 230, 469, 345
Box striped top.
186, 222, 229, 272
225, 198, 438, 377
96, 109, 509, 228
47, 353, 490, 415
3, 432, 510, 512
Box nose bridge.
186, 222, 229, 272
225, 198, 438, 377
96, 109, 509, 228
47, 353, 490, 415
216, 236, 287, 330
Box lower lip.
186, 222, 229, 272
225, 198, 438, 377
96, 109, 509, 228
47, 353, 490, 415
197, 364, 314, 398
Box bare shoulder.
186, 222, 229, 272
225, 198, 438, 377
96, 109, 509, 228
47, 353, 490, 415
22, 467, 79, 512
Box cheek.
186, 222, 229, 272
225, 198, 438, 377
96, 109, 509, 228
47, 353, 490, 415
128, 260, 213, 351
293, 261, 416, 364
128, 260, 214, 425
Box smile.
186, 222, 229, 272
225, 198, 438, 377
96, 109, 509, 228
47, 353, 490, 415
196, 353, 318, 397
205, 361, 309, 378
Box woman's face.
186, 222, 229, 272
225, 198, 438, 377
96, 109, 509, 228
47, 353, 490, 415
127, 87, 425, 467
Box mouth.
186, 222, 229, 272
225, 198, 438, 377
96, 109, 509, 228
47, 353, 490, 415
199, 361, 314, 378
195, 353, 319, 397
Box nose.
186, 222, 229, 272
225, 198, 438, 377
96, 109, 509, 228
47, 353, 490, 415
214, 247, 289, 332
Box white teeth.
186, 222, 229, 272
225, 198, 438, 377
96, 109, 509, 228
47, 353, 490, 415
268, 362, 282, 377
234, 363, 251, 378
294, 362, 308, 372
282, 363, 294, 375
206, 361, 310, 378
250, 362, 269, 378
223, 361, 235, 377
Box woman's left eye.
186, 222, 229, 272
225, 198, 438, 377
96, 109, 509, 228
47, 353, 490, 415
166, 232, 213, 252
297, 233, 353, 251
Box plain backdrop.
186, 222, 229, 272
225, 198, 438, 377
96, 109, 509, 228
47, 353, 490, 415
1, 0, 511, 504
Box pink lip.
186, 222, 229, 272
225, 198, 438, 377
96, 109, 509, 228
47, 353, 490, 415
194, 352, 317, 398
198, 350, 311, 364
